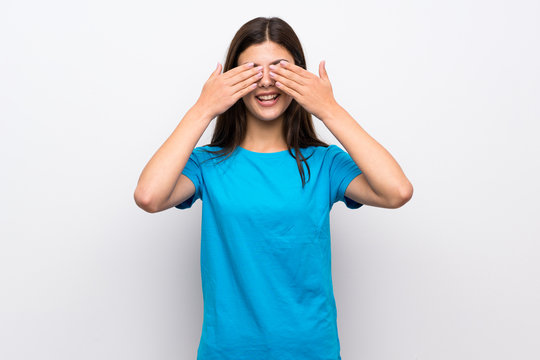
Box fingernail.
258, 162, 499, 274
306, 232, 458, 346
256, 66, 263, 71
279, 60, 287, 66
269, 64, 276, 70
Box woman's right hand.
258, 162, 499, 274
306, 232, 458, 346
194, 62, 263, 119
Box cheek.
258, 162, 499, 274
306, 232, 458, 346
282, 94, 294, 106
241, 94, 253, 105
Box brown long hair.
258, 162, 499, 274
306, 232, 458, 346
201, 16, 330, 187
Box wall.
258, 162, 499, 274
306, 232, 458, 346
1, 0, 538, 359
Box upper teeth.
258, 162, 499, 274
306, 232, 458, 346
258, 94, 278, 100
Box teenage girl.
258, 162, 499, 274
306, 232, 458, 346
134, 16, 413, 360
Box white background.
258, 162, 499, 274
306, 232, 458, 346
1, 0, 539, 359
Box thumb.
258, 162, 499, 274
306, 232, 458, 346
319, 60, 328, 80
209, 62, 222, 79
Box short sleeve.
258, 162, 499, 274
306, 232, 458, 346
328, 145, 363, 209
175, 148, 203, 209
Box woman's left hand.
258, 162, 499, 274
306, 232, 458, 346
269, 60, 339, 120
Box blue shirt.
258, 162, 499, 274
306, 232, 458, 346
176, 144, 363, 360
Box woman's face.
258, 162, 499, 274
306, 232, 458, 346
237, 41, 295, 123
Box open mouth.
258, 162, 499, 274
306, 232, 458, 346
255, 94, 280, 106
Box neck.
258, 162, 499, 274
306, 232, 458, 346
241, 112, 288, 152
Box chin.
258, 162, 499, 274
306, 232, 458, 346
244, 95, 292, 122
247, 108, 286, 122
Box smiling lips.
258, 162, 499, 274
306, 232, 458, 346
255, 92, 280, 106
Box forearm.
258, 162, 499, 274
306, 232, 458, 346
322, 103, 412, 201
134, 103, 213, 209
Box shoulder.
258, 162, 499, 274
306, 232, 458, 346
325, 144, 344, 154
308, 144, 343, 159
323, 144, 351, 160
189, 145, 233, 167
191, 145, 223, 158
308, 145, 355, 171
193, 145, 222, 152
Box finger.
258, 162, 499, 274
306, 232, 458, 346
269, 71, 303, 95
223, 62, 255, 80
270, 64, 307, 86
232, 71, 263, 95
234, 82, 258, 100
319, 60, 328, 80
278, 60, 311, 79
208, 62, 222, 80
229, 66, 263, 87
275, 80, 301, 99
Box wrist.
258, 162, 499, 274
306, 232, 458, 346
320, 101, 344, 124
191, 101, 216, 123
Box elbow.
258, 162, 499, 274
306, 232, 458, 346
388, 181, 413, 209
134, 187, 159, 213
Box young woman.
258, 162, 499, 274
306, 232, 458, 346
134, 16, 412, 360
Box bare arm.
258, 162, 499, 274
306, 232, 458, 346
267, 60, 412, 209
322, 104, 414, 208
134, 61, 263, 213
133, 104, 213, 213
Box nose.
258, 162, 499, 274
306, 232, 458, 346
258, 66, 275, 87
